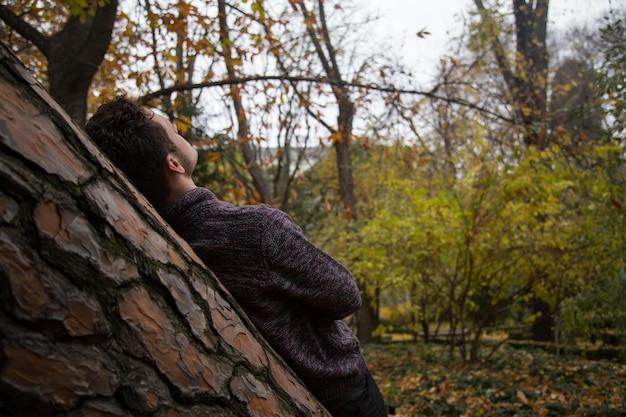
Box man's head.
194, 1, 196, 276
85, 97, 198, 207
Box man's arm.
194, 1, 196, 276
261, 208, 361, 319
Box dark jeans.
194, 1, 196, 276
323, 369, 387, 417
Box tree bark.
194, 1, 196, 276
0, 42, 328, 417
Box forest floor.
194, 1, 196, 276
363, 342, 626, 417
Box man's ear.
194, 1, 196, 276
165, 154, 186, 174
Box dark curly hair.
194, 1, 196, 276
85, 97, 175, 207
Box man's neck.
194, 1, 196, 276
164, 177, 197, 205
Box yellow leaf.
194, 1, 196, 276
329, 131, 341, 142
174, 119, 189, 135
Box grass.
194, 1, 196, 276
363, 342, 626, 417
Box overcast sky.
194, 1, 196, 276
361, 0, 623, 82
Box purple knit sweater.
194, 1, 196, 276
158, 187, 366, 403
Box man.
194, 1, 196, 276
85, 97, 387, 417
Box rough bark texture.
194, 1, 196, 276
0, 42, 329, 417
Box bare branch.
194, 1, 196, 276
139, 75, 513, 123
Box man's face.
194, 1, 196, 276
152, 112, 198, 175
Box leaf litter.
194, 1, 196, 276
363, 343, 626, 416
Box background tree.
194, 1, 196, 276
288, 0, 382, 341
0, 0, 118, 123
217, 0, 272, 203
473, 0, 549, 147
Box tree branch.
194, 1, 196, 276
473, 0, 518, 103
138, 75, 513, 123
0, 5, 50, 54
70, 0, 119, 75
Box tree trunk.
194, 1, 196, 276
0, 42, 328, 417
512, 0, 549, 147
530, 298, 555, 342
48, 0, 119, 125
0, 1, 119, 125
218, 0, 272, 204
474, 0, 550, 147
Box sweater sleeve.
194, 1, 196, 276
260, 208, 361, 319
